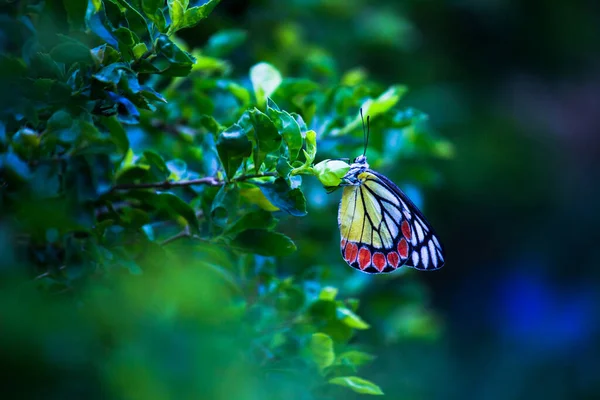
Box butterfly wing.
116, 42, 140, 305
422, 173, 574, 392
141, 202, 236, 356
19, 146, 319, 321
338, 170, 445, 273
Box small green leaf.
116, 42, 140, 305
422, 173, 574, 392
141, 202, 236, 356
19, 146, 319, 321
337, 307, 370, 330
309, 333, 335, 371
216, 124, 252, 179
154, 34, 196, 76
231, 229, 296, 256
319, 286, 338, 301
225, 209, 276, 235
239, 109, 281, 173
258, 178, 307, 217
182, 0, 222, 29
328, 376, 384, 395
250, 62, 282, 108
304, 129, 317, 165
337, 351, 376, 367
114, 27, 140, 49
362, 85, 408, 118
167, 0, 188, 34
132, 42, 148, 59
266, 99, 303, 162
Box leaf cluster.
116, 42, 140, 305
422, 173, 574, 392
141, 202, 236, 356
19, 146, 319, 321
0, 1, 449, 398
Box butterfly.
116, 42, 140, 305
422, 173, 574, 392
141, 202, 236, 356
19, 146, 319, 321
337, 110, 445, 274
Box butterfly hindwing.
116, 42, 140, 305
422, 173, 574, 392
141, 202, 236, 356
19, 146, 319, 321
338, 170, 445, 273
368, 170, 445, 271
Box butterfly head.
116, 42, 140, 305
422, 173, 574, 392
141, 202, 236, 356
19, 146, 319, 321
340, 155, 369, 186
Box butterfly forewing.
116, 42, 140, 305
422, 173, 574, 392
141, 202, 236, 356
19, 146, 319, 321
338, 169, 445, 273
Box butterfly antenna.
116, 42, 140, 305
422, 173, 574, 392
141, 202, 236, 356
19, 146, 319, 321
360, 108, 370, 157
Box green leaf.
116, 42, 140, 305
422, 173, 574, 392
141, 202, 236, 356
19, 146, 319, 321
120, 208, 151, 229
132, 43, 148, 59
142, 150, 170, 181
102, 116, 129, 156
239, 186, 279, 212
362, 85, 408, 117
114, 27, 140, 49
239, 109, 281, 173
337, 351, 376, 367
156, 193, 200, 233
90, 44, 121, 66
217, 80, 251, 106
337, 307, 370, 330
258, 178, 307, 217
167, 0, 188, 34
231, 229, 296, 256
266, 99, 302, 162
309, 333, 335, 371
328, 377, 384, 395
50, 38, 93, 65
291, 129, 317, 175
154, 34, 196, 76
93, 62, 134, 85
224, 209, 276, 235
142, 0, 164, 15
142, 0, 168, 32
333, 85, 409, 137
216, 124, 252, 179
182, 0, 222, 29
250, 62, 282, 109
211, 184, 239, 226
304, 129, 317, 165
319, 286, 338, 301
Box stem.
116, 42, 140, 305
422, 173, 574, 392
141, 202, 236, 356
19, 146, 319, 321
160, 230, 191, 246
112, 177, 222, 192
110, 173, 277, 192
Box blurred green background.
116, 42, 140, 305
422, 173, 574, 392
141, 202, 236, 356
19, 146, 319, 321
2, 0, 600, 399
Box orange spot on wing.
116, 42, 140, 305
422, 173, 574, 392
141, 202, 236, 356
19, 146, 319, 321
372, 252, 386, 272
357, 247, 371, 270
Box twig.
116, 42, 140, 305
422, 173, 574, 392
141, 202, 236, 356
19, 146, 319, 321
110, 173, 277, 192
112, 176, 222, 191
160, 230, 191, 246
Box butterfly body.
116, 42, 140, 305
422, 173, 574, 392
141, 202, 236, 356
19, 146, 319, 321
338, 155, 445, 274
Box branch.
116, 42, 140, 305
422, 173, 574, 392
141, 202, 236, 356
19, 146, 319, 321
112, 177, 222, 192
160, 230, 191, 246
110, 173, 277, 192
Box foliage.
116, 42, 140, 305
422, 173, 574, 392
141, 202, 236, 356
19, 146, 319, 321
0, 1, 450, 399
